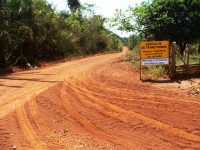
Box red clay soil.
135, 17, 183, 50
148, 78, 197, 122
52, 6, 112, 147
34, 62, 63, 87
0, 48, 200, 150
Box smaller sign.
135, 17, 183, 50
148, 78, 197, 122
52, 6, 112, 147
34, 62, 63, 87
142, 58, 169, 65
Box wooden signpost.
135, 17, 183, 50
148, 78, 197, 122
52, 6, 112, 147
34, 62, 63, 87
140, 41, 170, 80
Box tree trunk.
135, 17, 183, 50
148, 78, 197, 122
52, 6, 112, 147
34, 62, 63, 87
178, 41, 187, 56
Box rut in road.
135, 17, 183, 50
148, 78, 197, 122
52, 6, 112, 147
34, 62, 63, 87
65, 65, 200, 141
16, 104, 47, 149
0, 50, 200, 149
64, 79, 200, 143
58, 58, 200, 149
60, 83, 145, 150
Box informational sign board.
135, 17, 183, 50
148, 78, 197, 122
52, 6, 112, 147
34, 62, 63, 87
140, 41, 169, 65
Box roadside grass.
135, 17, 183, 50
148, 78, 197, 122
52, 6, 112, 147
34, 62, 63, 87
176, 53, 200, 66
176, 45, 200, 66
142, 65, 168, 79
129, 44, 200, 79
130, 45, 169, 79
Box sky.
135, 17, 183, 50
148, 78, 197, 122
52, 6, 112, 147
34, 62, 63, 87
46, 0, 142, 37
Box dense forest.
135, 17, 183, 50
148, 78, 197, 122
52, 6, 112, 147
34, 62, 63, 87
1, 0, 200, 69
0, 0, 123, 68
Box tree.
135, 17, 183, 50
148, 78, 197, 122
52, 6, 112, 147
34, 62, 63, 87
112, 0, 200, 54
0, 0, 122, 68
67, 0, 80, 13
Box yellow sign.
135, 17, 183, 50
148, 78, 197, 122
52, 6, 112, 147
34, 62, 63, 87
140, 41, 169, 59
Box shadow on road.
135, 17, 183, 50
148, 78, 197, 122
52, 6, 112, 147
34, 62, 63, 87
142, 77, 199, 85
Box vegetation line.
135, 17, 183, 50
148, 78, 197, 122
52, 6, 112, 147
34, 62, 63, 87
0, 0, 122, 69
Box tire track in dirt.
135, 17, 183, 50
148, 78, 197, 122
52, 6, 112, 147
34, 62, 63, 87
0, 59, 84, 119
27, 97, 46, 132
0, 83, 56, 118
68, 78, 200, 116
27, 97, 65, 149
71, 60, 200, 118
0, 119, 11, 150
1, 49, 200, 149
60, 52, 200, 144
0, 53, 122, 119
64, 79, 200, 143
87, 64, 200, 105
60, 82, 146, 150
16, 102, 47, 150
62, 83, 154, 148
70, 63, 200, 127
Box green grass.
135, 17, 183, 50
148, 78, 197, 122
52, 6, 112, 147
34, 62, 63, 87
130, 44, 200, 79
142, 65, 168, 79
131, 45, 169, 79
176, 54, 200, 66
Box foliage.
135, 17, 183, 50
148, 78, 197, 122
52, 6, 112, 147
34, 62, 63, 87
67, 0, 80, 13
0, 0, 122, 68
122, 34, 143, 50
112, 0, 200, 54
176, 44, 200, 66
143, 65, 168, 79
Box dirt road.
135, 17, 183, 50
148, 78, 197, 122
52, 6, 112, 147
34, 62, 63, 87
0, 49, 200, 150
